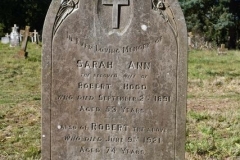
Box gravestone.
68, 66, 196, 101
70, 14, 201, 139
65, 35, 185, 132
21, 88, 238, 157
20, 30, 24, 41
188, 32, 193, 48
33, 29, 39, 44
30, 32, 34, 42
42, 0, 187, 159
17, 26, 30, 58
1, 33, 10, 44
217, 44, 227, 55
10, 24, 20, 47
1, 37, 9, 44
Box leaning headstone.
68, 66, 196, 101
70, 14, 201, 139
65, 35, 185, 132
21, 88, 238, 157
17, 26, 30, 58
42, 0, 187, 159
9, 24, 20, 47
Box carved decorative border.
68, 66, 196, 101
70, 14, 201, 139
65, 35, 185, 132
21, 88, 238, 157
53, 0, 79, 36
152, 0, 177, 37
152, 1, 182, 158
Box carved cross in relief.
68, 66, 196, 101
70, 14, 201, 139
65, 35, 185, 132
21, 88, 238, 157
102, 0, 129, 29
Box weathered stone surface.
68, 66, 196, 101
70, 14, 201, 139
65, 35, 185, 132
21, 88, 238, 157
42, 0, 187, 159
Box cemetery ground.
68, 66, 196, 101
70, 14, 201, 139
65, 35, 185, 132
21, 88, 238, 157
0, 43, 239, 160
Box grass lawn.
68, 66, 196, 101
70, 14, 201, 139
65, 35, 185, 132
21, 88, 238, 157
0, 43, 41, 159
0, 43, 240, 159
187, 50, 240, 160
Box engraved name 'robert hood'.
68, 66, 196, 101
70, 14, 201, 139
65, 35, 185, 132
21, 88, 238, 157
77, 60, 113, 69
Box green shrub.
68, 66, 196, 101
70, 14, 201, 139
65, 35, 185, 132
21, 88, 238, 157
0, 23, 5, 37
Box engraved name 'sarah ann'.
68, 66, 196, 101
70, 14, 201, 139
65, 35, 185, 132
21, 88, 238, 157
77, 60, 151, 70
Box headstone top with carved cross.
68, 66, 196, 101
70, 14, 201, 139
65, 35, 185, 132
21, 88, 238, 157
42, 0, 187, 159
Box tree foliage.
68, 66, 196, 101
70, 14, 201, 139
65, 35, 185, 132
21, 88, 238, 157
0, 0, 51, 35
180, 0, 240, 48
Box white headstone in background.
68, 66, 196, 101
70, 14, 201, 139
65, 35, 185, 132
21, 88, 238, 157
33, 29, 38, 43
1, 33, 10, 44
10, 24, 20, 47
1, 37, 10, 44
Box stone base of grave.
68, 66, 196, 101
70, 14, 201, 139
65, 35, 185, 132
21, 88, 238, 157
217, 44, 228, 55
217, 48, 228, 55
14, 50, 27, 59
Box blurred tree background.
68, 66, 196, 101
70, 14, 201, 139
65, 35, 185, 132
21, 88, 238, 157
0, 0, 239, 49
0, 0, 51, 35
179, 0, 240, 49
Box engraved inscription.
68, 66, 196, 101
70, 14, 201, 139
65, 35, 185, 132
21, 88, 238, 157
58, 125, 87, 130
57, 94, 171, 103
77, 95, 95, 100
123, 74, 135, 79
64, 134, 165, 146
53, 11, 173, 158
133, 127, 167, 133
58, 95, 73, 100
105, 106, 145, 114
80, 146, 101, 153
154, 96, 170, 102
79, 106, 101, 112
128, 61, 151, 70
91, 123, 128, 131
143, 137, 162, 144
121, 147, 145, 155
95, 45, 120, 53
121, 106, 144, 114
106, 136, 124, 143
65, 135, 102, 142
93, 73, 118, 78
78, 82, 112, 89
122, 44, 150, 53
99, 94, 144, 102
123, 83, 147, 90
67, 31, 163, 54
56, 145, 147, 155
77, 60, 113, 69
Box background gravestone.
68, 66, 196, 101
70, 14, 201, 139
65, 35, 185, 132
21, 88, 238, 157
9, 24, 20, 47
1, 33, 10, 44
17, 26, 30, 58
42, 0, 187, 159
